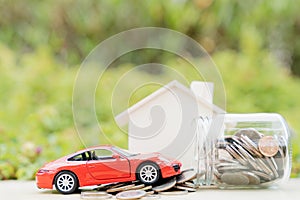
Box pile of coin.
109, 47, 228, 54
152, 169, 197, 194
215, 128, 287, 187
81, 169, 197, 199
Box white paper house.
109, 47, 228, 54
115, 80, 225, 169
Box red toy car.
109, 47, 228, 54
36, 145, 181, 194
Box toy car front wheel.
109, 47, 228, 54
137, 162, 160, 185
54, 171, 78, 194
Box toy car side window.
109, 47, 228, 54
68, 152, 89, 161
92, 149, 114, 160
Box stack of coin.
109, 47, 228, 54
85, 183, 155, 199
215, 128, 287, 187
152, 169, 197, 194
83, 169, 198, 199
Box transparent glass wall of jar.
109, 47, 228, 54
194, 113, 291, 188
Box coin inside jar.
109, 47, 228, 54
258, 136, 280, 157
234, 128, 262, 143
241, 171, 260, 185
220, 172, 249, 185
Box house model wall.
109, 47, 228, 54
115, 80, 225, 169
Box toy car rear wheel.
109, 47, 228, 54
54, 171, 78, 194
137, 162, 160, 185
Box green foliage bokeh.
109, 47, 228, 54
0, 0, 300, 179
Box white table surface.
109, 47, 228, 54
0, 179, 299, 200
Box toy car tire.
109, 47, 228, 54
54, 171, 78, 194
136, 162, 160, 185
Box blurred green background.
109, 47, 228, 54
0, 0, 300, 180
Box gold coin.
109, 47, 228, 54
258, 136, 279, 157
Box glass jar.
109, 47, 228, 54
194, 113, 291, 188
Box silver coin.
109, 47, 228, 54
277, 169, 285, 178
81, 191, 109, 196
259, 179, 279, 187
109, 183, 127, 189
198, 185, 218, 189
234, 128, 263, 143
241, 171, 260, 185
196, 172, 205, 180
145, 191, 155, 195
141, 194, 160, 199
127, 184, 145, 190
233, 143, 261, 170
220, 172, 249, 185
219, 157, 239, 164
241, 135, 259, 150
230, 144, 248, 162
216, 162, 242, 168
224, 135, 236, 144
277, 135, 287, 156
178, 182, 197, 189
176, 169, 197, 184
140, 186, 152, 191
240, 135, 263, 157
270, 156, 278, 170
218, 149, 233, 160
225, 145, 247, 165
239, 138, 261, 158
217, 165, 249, 173
256, 158, 273, 175
116, 190, 146, 200
81, 191, 113, 199
274, 147, 285, 170
231, 136, 249, 149
97, 182, 125, 191
152, 177, 176, 192
214, 169, 222, 179
265, 157, 279, 178
248, 159, 261, 171
174, 185, 197, 192
106, 184, 135, 193
159, 190, 188, 195
252, 170, 272, 181
81, 195, 113, 200
234, 142, 256, 162
216, 139, 228, 148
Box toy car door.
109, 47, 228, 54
86, 148, 130, 180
